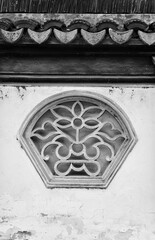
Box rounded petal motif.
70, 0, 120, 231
53, 29, 78, 44
81, 29, 106, 45
138, 31, 155, 45
109, 28, 133, 44
0, 28, 23, 43
28, 29, 52, 44
72, 101, 83, 117
84, 119, 100, 129
55, 119, 71, 128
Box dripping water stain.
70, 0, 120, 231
16, 86, 27, 100
130, 89, 134, 99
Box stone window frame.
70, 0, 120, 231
18, 90, 137, 189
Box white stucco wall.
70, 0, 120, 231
0, 85, 155, 240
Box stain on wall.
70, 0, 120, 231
0, 86, 155, 240
0, 227, 34, 240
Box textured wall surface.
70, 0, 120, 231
0, 0, 154, 13
0, 85, 155, 240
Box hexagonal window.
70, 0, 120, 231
18, 91, 137, 188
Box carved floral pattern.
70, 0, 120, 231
19, 92, 137, 188
31, 99, 126, 177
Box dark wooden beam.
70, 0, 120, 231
0, 45, 154, 84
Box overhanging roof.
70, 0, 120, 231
0, 2, 154, 83
0, 1, 154, 46
0, 0, 155, 13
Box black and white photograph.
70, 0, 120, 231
0, 1, 155, 239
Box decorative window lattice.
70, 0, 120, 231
18, 91, 137, 188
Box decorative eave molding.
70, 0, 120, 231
0, 14, 155, 45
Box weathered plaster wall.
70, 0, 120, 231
0, 86, 155, 240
